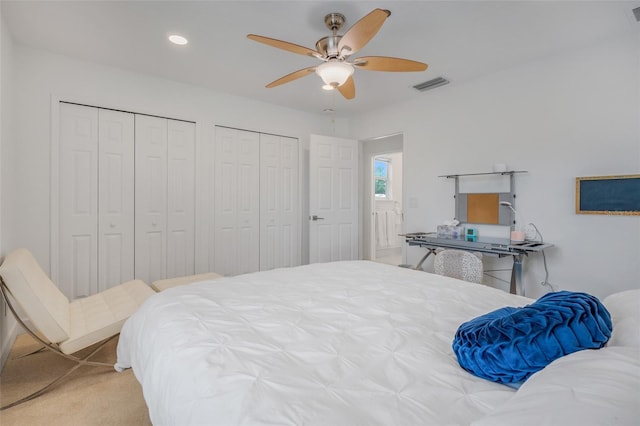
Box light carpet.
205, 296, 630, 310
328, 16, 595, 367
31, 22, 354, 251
0, 333, 151, 425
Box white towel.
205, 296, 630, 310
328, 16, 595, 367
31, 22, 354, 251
375, 211, 387, 248
386, 211, 397, 247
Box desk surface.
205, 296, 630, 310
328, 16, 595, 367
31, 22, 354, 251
404, 232, 551, 255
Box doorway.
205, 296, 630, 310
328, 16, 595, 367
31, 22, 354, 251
373, 153, 403, 265
361, 133, 404, 266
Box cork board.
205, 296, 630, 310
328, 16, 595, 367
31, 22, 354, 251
467, 193, 500, 224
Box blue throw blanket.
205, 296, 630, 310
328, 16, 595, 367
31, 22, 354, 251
452, 291, 612, 384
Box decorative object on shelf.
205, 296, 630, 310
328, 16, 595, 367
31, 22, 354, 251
576, 174, 640, 215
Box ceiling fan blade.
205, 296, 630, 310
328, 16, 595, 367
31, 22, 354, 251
338, 9, 390, 57
337, 76, 355, 100
353, 56, 428, 72
247, 34, 321, 58
266, 66, 317, 88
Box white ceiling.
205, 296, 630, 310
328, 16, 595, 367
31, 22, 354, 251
2, 1, 639, 117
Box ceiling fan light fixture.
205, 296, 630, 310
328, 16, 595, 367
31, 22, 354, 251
316, 61, 354, 87
322, 84, 335, 91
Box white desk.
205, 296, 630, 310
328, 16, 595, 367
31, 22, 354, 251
405, 233, 552, 295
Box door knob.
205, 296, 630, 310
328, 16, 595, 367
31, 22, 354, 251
310, 215, 325, 221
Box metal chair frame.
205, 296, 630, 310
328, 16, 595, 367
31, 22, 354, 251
0, 276, 114, 411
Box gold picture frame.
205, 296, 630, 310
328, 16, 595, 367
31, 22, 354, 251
576, 174, 640, 215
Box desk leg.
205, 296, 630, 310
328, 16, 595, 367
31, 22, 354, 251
415, 248, 436, 270
510, 253, 524, 295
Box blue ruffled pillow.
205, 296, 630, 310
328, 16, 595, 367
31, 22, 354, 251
452, 291, 612, 384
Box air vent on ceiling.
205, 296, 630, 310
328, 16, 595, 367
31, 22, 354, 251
413, 77, 450, 92
633, 6, 640, 22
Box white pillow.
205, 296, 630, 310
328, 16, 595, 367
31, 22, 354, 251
603, 289, 640, 348
472, 347, 640, 426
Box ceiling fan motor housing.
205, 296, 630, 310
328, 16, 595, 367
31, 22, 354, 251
316, 36, 342, 58
324, 13, 346, 32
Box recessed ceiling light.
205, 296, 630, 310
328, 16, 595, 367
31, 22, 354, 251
168, 34, 188, 45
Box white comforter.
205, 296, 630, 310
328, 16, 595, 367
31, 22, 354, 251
116, 261, 532, 425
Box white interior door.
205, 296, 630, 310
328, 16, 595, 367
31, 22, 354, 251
260, 134, 299, 270
309, 134, 359, 263
214, 127, 260, 276
278, 136, 300, 268
135, 115, 168, 284
59, 103, 99, 298
167, 119, 195, 278
98, 109, 135, 290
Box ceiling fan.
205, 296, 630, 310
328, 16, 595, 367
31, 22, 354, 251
247, 8, 428, 100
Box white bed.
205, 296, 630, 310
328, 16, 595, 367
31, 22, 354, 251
116, 261, 640, 425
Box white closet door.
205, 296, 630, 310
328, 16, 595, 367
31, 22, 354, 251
135, 115, 168, 284
260, 134, 280, 270
279, 136, 300, 267
214, 127, 260, 276
59, 103, 99, 298
167, 120, 195, 278
236, 131, 260, 274
214, 127, 237, 276
98, 109, 135, 290
260, 134, 299, 270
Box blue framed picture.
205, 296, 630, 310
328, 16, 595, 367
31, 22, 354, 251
576, 174, 640, 215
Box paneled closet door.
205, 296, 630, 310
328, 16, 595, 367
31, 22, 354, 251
214, 127, 260, 276
259, 134, 299, 270
167, 120, 196, 278
135, 116, 195, 283
59, 103, 99, 298
135, 115, 168, 284
98, 109, 135, 290
59, 104, 135, 298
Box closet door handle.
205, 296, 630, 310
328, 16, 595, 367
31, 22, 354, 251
310, 215, 325, 221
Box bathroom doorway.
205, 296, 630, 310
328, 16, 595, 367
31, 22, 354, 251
361, 133, 404, 266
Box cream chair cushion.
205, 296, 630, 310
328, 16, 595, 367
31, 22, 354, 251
151, 272, 223, 292
62, 279, 154, 354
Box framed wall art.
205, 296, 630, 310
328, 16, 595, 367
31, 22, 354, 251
576, 174, 640, 215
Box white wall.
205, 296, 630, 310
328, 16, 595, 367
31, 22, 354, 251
4, 45, 349, 282
0, 10, 18, 369
351, 33, 640, 300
